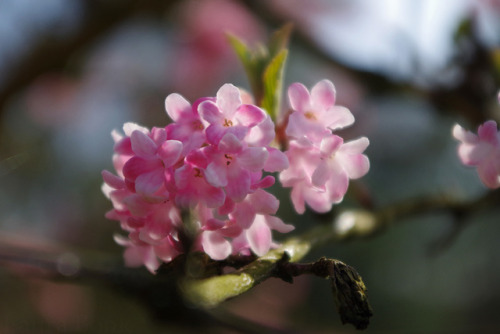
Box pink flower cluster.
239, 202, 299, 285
279, 80, 370, 213
453, 120, 500, 189
102, 80, 370, 272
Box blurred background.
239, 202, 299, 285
1, 0, 500, 333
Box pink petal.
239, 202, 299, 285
205, 124, 226, 145
102, 170, 125, 189
201, 231, 232, 260
452, 124, 478, 143
226, 168, 251, 202
236, 104, 266, 127
252, 175, 275, 190
238, 147, 268, 172
216, 83, 241, 118
249, 189, 279, 215
323, 106, 355, 130
135, 170, 164, 195
114, 137, 133, 155
288, 82, 311, 112
340, 137, 370, 155
311, 160, 332, 188
199, 100, 223, 124
264, 148, 289, 172
158, 140, 183, 167
217, 197, 235, 216
123, 156, 162, 181
154, 243, 180, 263
341, 153, 370, 179
203, 218, 226, 230
231, 201, 256, 229
111, 129, 123, 143
218, 133, 243, 154
320, 135, 343, 156
165, 93, 191, 122
131, 130, 157, 158
246, 116, 275, 146
303, 187, 332, 213
185, 149, 208, 169
290, 184, 306, 214
151, 127, 167, 146
123, 122, 149, 137
204, 186, 226, 208
246, 216, 271, 256
265, 215, 295, 233
123, 245, 147, 268
478, 120, 499, 145
325, 165, 349, 203
458, 142, 491, 165
311, 79, 336, 110
205, 162, 228, 187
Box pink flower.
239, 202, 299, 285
453, 120, 500, 188
280, 80, 370, 214
203, 132, 269, 202
286, 79, 355, 143
228, 214, 293, 257
102, 81, 301, 270
174, 160, 226, 208
164, 93, 207, 155
122, 128, 182, 197
199, 84, 267, 145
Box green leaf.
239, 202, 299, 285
261, 49, 288, 120
227, 24, 292, 121
268, 23, 293, 57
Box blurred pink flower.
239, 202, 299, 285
453, 120, 500, 188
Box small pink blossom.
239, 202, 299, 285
165, 93, 207, 155
122, 129, 182, 197
199, 83, 267, 145
202, 133, 269, 202
453, 120, 500, 188
286, 80, 355, 143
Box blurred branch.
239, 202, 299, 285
0, 0, 179, 112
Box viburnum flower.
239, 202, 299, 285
165, 93, 207, 155
122, 128, 182, 197
280, 80, 370, 214
102, 79, 370, 272
199, 83, 267, 145
102, 83, 293, 272
286, 79, 355, 143
453, 120, 500, 188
